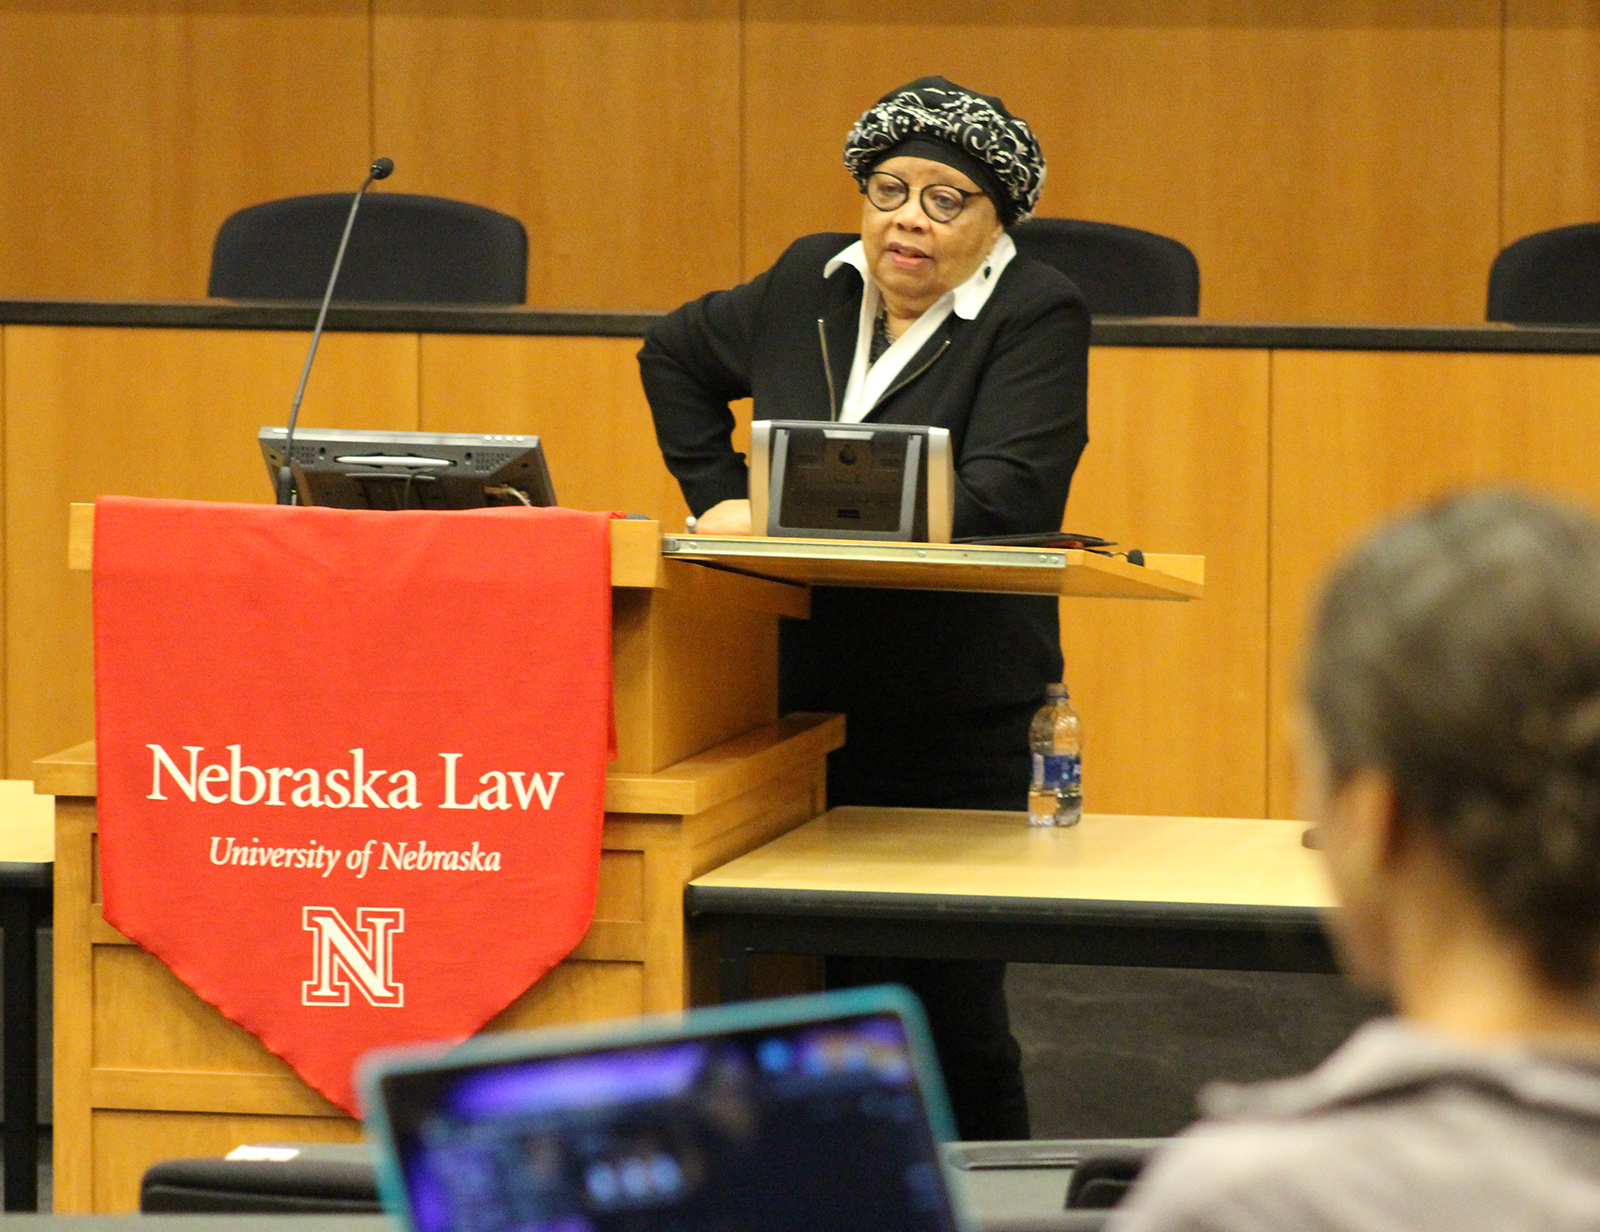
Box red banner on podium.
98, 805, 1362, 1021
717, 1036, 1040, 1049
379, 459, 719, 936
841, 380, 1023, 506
92, 497, 613, 1114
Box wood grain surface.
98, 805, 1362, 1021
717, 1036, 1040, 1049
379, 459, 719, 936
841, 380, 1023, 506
2, 326, 418, 774
0, 778, 54, 863
1061, 345, 1270, 819
26, 328, 1600, 820
0, 3, 1594, 323
418, 335, 691, 522
0, 1, 370, 301
1267, 349, 1600, 814
371, 0, 743, 310
658, 539, 1203, 599
743, 0, 1502, 323
690, 805, 1333, 909
1504, 1, 1600, 247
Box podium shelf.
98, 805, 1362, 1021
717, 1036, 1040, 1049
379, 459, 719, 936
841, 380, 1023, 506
68, 505, 1201, 601
661, 535, 1202, 600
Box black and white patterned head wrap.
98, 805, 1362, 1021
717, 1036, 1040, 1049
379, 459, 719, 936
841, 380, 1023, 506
843, 76, 1046, 226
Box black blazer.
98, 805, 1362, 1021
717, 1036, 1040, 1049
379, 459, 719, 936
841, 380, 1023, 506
639, 232, 1090, 713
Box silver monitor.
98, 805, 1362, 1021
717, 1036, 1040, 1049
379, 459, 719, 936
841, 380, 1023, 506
748, 421, 953, 543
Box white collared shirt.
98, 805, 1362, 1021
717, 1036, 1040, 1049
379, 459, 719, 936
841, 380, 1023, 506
823, 232, 1016, 423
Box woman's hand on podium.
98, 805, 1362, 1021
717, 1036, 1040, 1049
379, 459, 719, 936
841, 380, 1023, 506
693, 499, 753, 536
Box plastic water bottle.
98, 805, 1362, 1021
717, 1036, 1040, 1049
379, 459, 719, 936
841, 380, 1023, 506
1028, 683, 1083, 826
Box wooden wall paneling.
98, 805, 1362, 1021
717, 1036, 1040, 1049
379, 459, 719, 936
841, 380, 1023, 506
1267, 350, 1600, 816
686, 762, 830, 881
53, 796, 96, 1211
614, 562, 782, 773
1504, 1, 1600, 248
418, 335, 692, 522
742, 1, 1503, 324
94, 1111, 364, 1214
595, 848, 646, 921
89, 1068, 327, 1118
94, 945, 323, 1079
481, 960, 648, 1031
3, 327, 420, 775
488, 823, 677, 1030
0, 1, 371, 300
670, 761, 830, 1007
1059, 346, 1271, 818
372, 0, 742, 312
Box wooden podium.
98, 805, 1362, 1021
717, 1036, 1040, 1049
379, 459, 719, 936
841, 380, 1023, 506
38, 508, 1200, 1211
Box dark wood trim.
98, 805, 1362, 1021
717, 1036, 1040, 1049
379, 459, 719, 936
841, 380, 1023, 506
0, 300, 657, 337
8, 300, 1600, 353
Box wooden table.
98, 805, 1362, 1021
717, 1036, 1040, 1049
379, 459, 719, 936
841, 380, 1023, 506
687, 807, 1339, 1000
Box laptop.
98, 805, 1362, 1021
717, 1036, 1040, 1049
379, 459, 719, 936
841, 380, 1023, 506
360, 986, 974, 1232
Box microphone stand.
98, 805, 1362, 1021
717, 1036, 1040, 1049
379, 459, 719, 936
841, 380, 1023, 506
276, 157, 395, 505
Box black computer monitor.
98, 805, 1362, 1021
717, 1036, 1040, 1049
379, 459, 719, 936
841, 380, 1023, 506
258, 427, 556, 511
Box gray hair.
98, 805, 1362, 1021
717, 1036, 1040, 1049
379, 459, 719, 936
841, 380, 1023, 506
1306, 489, 1600, 990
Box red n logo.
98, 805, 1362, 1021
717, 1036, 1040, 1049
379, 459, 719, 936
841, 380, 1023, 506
301, 906, 405, 1007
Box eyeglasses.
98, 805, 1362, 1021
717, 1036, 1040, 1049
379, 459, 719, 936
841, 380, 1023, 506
863, 171, 986, 224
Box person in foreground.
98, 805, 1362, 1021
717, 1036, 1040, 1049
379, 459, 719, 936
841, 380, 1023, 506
640, 77, 1089, 1140
1112, 489, 1600, 1231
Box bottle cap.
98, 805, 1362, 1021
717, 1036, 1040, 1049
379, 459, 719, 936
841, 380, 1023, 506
1045, 682, 1069, 698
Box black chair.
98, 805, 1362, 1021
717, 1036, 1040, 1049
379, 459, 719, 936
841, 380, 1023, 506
0, 861, 50, 1211
1010, 218, 1199, 316
209, 192, 528, 304
1064, 1147, 1155, 1209
139, 1147, 1119, 1229
140, 1156, 382, 1214
1487, 222, 1600, 324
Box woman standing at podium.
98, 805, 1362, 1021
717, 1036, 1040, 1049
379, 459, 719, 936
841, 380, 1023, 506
640, 76, 1089, 1140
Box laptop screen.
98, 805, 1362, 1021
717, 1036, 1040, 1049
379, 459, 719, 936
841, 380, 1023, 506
364, 990, 965, 1232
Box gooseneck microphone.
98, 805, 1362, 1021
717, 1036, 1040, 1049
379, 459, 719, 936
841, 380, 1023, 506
275, 157, 396, 505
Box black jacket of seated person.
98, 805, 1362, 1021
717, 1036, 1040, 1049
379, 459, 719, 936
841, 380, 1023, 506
640, 232, 1090, 1141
